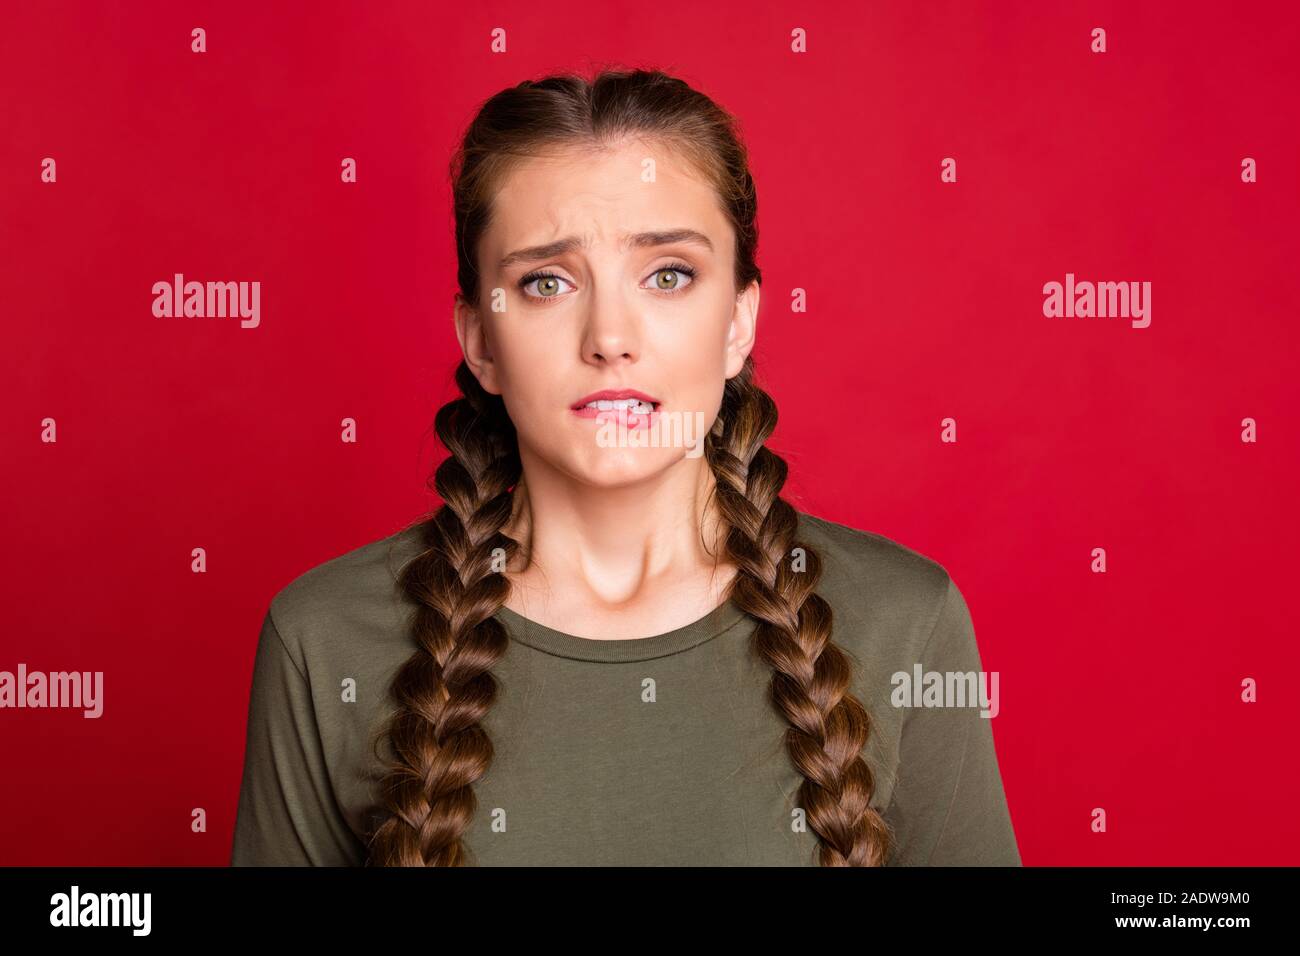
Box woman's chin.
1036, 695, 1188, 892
561, 447, 690, 488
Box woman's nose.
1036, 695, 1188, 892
580, 285, 640, 363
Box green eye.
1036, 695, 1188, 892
646, 263, 697, 294
519, 272, 574, 299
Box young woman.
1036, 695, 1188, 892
231, 68, 1020, 867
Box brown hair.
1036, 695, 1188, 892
363, 67, 893, 866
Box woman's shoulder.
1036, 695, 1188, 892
260, 520, 428, 669
794, 508, 954, 605
792, 507, 965, 666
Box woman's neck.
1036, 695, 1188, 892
498, 449, 737, 639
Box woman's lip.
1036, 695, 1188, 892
571, 404, 660, 429
571, 390, 661, 407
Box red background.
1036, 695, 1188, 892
2, 0, 1296, 865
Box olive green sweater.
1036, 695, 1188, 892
230, 510, 1020, 866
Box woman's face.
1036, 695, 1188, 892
455, 136, 759, 489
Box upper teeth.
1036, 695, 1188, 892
585, 398, 654, 412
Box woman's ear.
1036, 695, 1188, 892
724, 279, 760, 378
454, 293, 503, 395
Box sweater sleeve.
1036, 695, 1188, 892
230, 609, 366, 866
882, 574, 1021, 866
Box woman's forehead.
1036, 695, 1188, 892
484, 146, 727, 262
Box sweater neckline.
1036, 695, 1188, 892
493, 596, 749, 663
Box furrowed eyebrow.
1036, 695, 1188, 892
497, 228, 713, 270
626, 228, 714, 254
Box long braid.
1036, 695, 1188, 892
365, 361, 521, 865
705, 359, 894, 866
